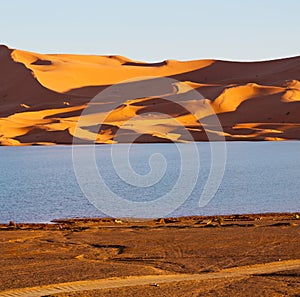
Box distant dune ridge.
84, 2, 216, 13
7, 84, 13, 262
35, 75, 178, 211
0, 44, 300, 145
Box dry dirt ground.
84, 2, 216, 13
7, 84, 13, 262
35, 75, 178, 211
0, 213, 299, 296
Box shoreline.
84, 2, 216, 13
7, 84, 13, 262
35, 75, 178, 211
0, 139, 300, 147
1, 212, 299, 230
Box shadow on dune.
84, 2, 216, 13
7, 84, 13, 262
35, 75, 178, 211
123, 61, 168, 67
31, 59, 52, 66
170, 56, 300, 85
0, 45, 89, 117
1, 45, 300, 144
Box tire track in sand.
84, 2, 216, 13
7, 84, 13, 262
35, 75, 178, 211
1, 259, 300, 297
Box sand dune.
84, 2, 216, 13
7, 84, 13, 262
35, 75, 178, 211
0, 44, 300, 145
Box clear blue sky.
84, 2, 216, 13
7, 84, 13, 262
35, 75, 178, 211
1, 0, 299, 62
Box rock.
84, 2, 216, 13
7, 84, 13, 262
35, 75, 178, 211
9, 220, 16, 227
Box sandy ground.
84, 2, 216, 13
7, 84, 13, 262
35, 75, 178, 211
0, 213, 299, 296
1, 45, 300, 145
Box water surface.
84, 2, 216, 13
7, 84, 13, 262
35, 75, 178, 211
0, 142, 299, 222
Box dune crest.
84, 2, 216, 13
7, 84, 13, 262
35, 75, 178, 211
11, 48, 214, 93
1, 45, 300, 145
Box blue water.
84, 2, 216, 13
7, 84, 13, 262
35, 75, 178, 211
0, 142, 299, 222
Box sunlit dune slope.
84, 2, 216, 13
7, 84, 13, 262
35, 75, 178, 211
0, 44, 300, 145
11, 48, 214, 93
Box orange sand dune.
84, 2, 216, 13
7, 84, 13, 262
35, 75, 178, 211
11, 48, 214, 93
0, 44, 300, 145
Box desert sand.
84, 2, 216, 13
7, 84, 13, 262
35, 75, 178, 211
0, 45, 300, 145
0, 213, 299, 296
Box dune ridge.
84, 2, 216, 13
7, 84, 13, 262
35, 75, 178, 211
0, 45, 300, 145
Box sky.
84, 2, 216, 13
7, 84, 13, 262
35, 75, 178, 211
1, 0, 300, 62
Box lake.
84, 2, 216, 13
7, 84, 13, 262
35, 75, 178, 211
0, 142, 299, 223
